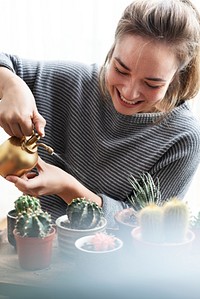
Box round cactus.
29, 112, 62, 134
66, 197, 104, 229
14, 194, 41, 214
15, 210, 52, 238
90, 233, 117, 251
162, 197, 189, 243
138, 203, 164, 243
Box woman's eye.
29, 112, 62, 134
145, 82, 162, 89
114, 67, 127, 75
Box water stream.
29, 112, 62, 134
51, 152, 87, 181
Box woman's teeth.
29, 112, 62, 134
120, 94, 138, 105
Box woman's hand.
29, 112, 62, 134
0, 67, 46, 137
6, 157, 102, 206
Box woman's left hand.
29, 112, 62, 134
5, 157, 77, 201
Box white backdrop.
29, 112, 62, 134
0, 0, 199, 220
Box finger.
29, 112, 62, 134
18, 118, 34, 137
7, 123, 24, 138
6, 175, 21, 184
6, 175, 38, 195
33, 112, 46, 137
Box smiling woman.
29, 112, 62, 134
0, 0, 200, 226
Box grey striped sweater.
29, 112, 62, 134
1, 53, 200, 227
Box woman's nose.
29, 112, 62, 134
122, 80, 141, 100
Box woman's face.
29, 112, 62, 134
105, 35, 178, 115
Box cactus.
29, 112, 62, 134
14, 194, 53, 238
65, 197, 104, 229
128, 172, 162, 211
138, 203, 163, 243
89, 233, 118, 251
15, 210, 52, 238
162, 197, 189, 243
14, 194, 41, 214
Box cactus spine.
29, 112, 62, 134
138, 203, 163, 243
162, 197, 189, 243
66, 197, 103, 229
14, 195, 52, 238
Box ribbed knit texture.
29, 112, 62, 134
1, 53, 200, 227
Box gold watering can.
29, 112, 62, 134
0, 132, 54, 177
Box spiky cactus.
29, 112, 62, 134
14, 194, 53, 238
162, 197, 189, 243
14, 194, 41, 214
65, 197, 104, 229
128, 172, 161, 211
15, 210, 52, 238
89, 233, 118, 251
138, 203, 163, 243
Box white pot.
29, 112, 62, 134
74, 234, 123, 273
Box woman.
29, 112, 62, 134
0, 0, 199, 227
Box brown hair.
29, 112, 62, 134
99, 0, 200, 111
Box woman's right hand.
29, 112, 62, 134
0, 67, 46, 137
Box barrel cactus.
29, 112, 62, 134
15, 210, 52, 238
14, 194, 53, 238
64, 197, 104, 229
14, 194, 41, 214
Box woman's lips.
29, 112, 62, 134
119, 93, 143, 106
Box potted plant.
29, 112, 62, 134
56, 197, 107, 257
190, 211, 200, 253
114, 172, 161, 243
7, 194, 42, 248
13, 194, 56, 270
131, 197, 195, 261
75, 232, 123, 274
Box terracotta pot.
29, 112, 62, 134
131, 226, 195, 261
55, 215, 107, 258
7, 209, 17, 247
114, 208, 138, 244
13, 227, 56, 270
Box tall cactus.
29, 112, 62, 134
162, 197, 189, 243
138, 203, 163, 243
65, 197, 104, 229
